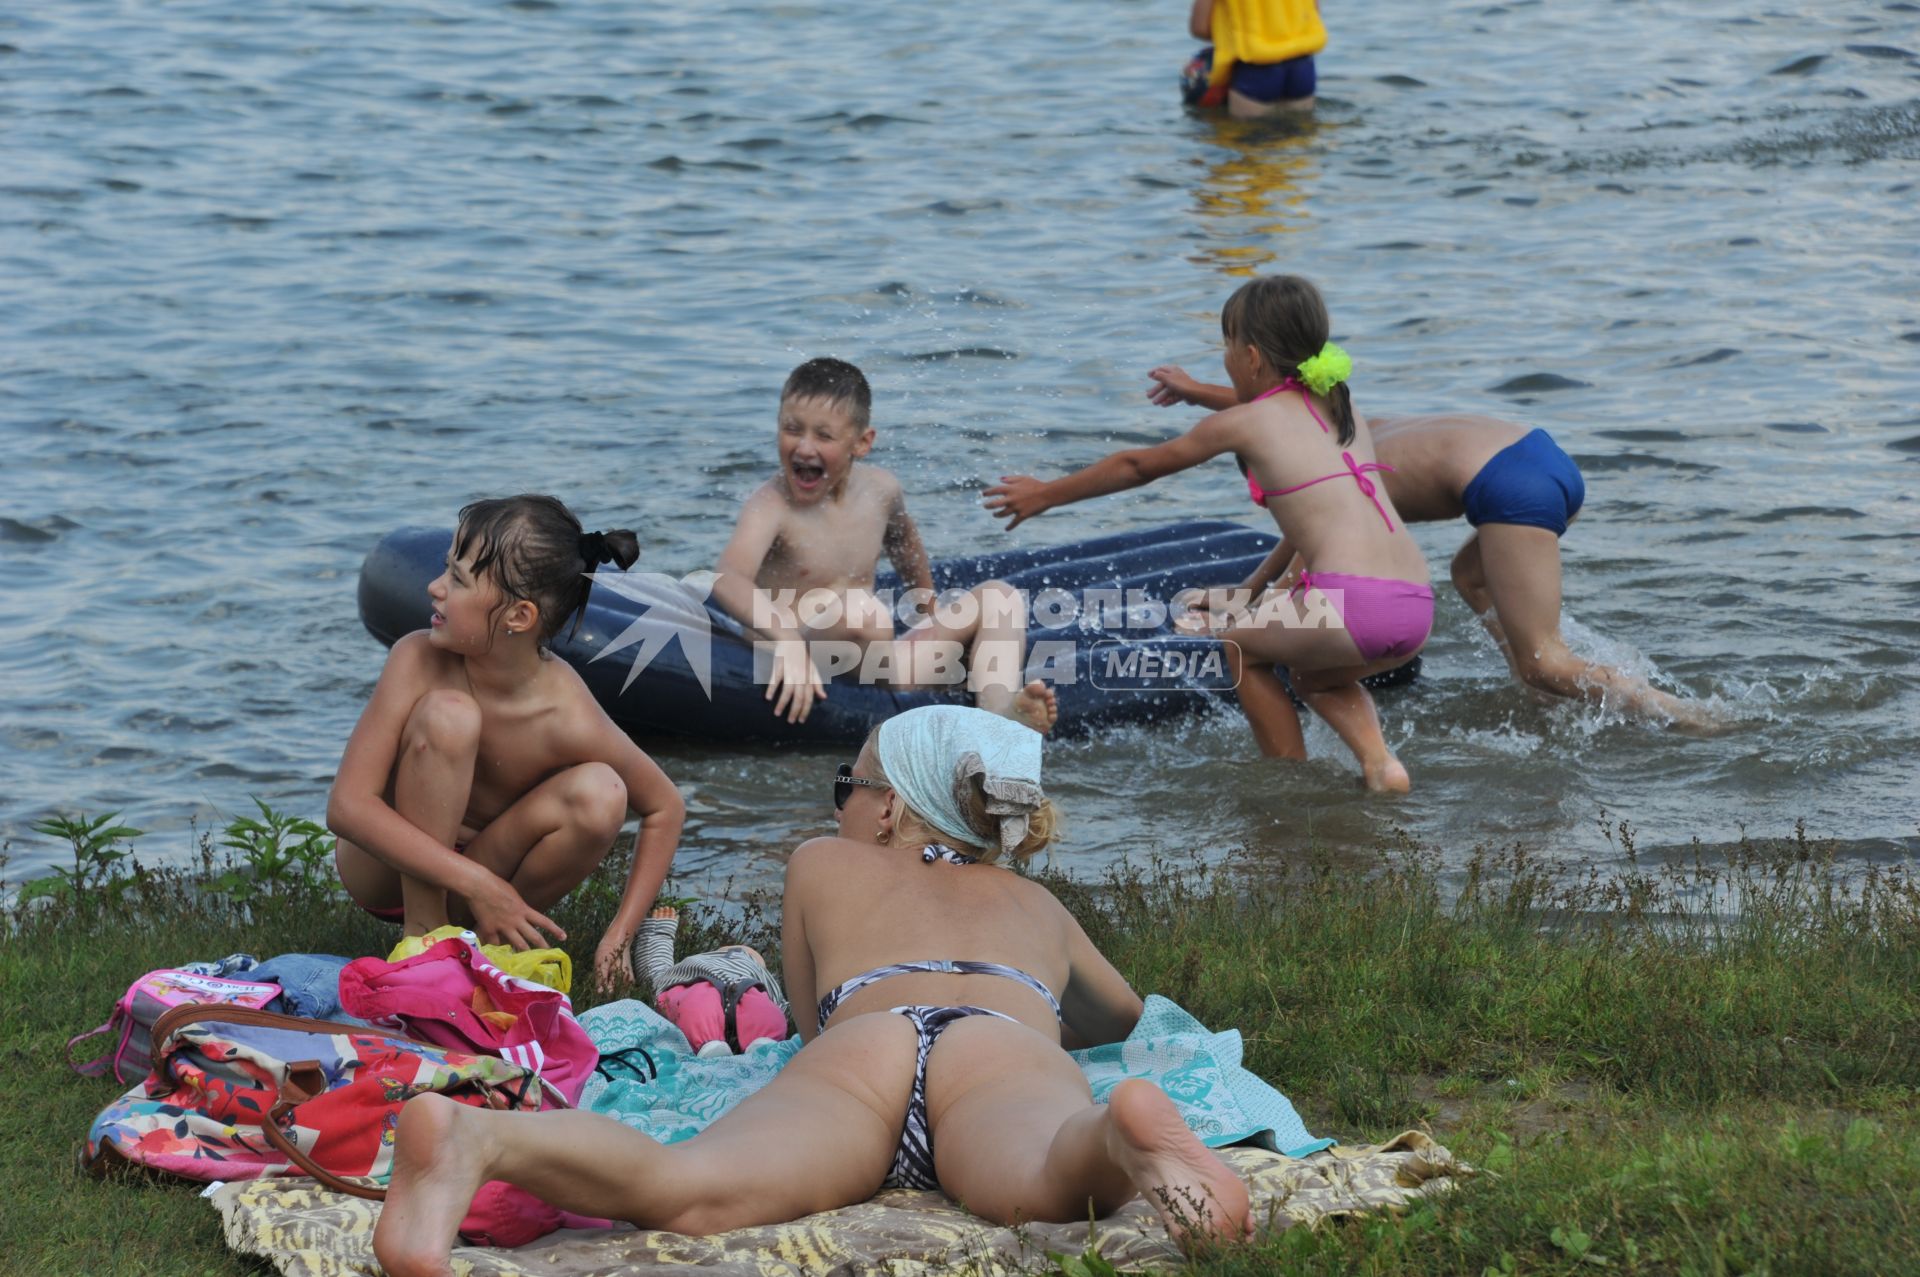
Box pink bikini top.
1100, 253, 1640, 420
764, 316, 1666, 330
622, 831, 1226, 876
1242, 379, 1397, 532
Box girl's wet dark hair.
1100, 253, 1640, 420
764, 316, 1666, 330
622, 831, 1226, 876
1220, 275, 1357, 446
452, 494, 640, 649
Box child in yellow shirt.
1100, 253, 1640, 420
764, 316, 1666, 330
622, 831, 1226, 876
1181, 0, 1324, 116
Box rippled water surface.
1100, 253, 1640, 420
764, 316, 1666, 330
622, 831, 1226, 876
5, 0, 1918, 889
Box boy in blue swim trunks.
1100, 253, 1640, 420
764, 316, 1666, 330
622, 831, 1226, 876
1148, 366, 1716, 726
1372, 415, 1708, 725
1181, 0, 1323, 117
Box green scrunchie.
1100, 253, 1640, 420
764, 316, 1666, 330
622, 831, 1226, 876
1296, 342, 1352, 396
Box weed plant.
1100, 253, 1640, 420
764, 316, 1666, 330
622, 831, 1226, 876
2, 813, 1916, 1275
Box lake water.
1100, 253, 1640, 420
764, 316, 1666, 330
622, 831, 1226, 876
4, 0, 1918, 893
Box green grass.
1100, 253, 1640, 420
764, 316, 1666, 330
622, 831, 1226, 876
3, 821, 1917, 1275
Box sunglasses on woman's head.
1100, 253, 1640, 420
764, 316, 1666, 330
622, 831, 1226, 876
834, 763, 887, 811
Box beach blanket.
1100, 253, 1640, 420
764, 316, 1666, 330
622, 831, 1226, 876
579, 994, 1334, 1156
210, 1133, 1466, 1277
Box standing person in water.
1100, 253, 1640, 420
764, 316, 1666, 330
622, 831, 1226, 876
635, 903, 791, 1057
1181, 0, 1325, 117
985, 276, 1431, 793
330, 494, 687, 993
1144, 367, 1715, 725
371, 706, 1250, 1277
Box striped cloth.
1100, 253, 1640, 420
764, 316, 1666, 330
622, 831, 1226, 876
635, 915, 788, 1012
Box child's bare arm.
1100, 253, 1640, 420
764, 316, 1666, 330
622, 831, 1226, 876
327, 635, 558, 944
578, 712, 689, 992
710, 489, 804, 642
1243, 536, 1299, 592
983, 410, 1244, 529
711, 488, 828, 724
1147, 364, 1239, 412
1177, 534, 1300, 633
1189, 0, 1214, 40
882, 483, 934, 594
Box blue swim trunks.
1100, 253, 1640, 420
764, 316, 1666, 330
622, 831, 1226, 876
1181, 47, 1317, 107
1460, 429, 1586, 536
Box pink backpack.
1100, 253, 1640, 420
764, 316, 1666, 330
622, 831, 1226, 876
68, 968, 282, 1084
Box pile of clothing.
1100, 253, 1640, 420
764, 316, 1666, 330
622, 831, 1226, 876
72, 928, 611, 1246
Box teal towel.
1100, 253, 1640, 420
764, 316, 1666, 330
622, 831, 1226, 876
1069, 994, 1333, 1157
580, 1002, 802, 1144
581, 993, 1329, 1156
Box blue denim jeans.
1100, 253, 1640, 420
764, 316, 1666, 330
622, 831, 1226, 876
249, 953, 368, 1025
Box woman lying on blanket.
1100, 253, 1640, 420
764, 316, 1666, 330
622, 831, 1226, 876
374, 706, 1251, 1275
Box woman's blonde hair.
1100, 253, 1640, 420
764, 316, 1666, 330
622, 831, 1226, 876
864, 735, 1062, 865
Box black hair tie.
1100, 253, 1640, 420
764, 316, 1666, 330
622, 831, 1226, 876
577, 531, 610, 567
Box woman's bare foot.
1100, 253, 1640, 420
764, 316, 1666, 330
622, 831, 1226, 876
1361, 751, 1411, 794
372, 1095, 492, 1277
1008, 679, 1059, 734
1104, 1079, 1251, 1247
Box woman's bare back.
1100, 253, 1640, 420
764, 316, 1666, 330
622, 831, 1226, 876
787, 838, 1077, 1038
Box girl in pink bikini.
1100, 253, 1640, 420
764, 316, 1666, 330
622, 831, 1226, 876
985, 275, 1430, 792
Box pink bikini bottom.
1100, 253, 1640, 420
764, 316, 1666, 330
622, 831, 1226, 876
1296, 571, 1434, 664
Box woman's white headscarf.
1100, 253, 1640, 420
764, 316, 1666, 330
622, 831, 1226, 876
875, 706, 1044, 858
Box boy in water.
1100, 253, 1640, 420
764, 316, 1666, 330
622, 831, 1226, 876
710, 358, 1056, 731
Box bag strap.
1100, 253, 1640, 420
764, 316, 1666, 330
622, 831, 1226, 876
721, 981, 747, 1055
262, 1072, 533, 1202
65, 1023, 119, 1077
717, 977, 786, 1054
157, 1005, 542, 1200
594, 1044, 657, 1085
262, 1098, 388, 1201
150, 1001, 442, 1048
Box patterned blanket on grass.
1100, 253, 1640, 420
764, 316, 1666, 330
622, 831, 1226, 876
212, 1133, 1467, 1277
579, 994, 1335, 1157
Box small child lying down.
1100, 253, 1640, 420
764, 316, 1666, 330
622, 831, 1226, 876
634, 906, 790, 1056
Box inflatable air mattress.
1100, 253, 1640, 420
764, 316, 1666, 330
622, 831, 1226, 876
357, 522, 1418, 744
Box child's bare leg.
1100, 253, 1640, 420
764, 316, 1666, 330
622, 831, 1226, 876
1222, 639, 1306, 758
456, 763, 627, 915
910, 581, 1056, 733
374, 1014, 915, 1277
1476, 524, 1715, 727
1453, 533, 1535, 689
1450, 533, 1506, 644
1228, 613, 1409, 790
387, 690, 482, 934
1227, 89, 1313, 118
1001, 678, 1059, 734
959, 581, 1035, 724
1294, 672, 1410, 794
